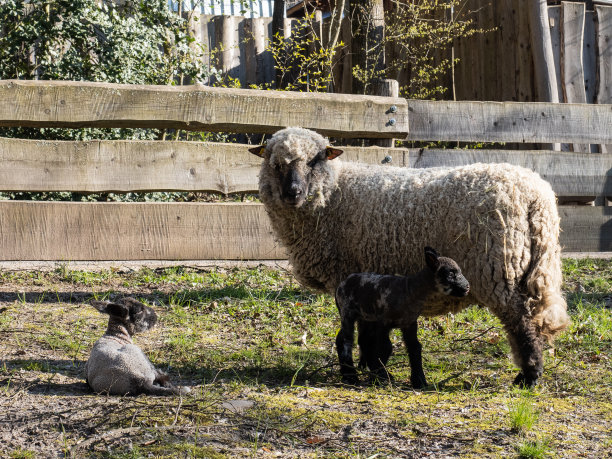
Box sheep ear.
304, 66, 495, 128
325, 146, 343, 160
92, 301, 129, 318
248, 145, 266, 157
424, 247, 440, 270
91, 300, 111, 314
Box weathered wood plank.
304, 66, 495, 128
3, 80, 612, 144
1, 138, 610, 198
0, 202, 287, 261
561, 1, 589, 152
406, 99, 612, 143
0, 80, 407, 138
0, 202, 607, 260
559, 206, 612, 252
595, 5, 612, 153
405, 148, 612, 198
500, 0, 518, 102
549, 6, 571, 152
549, 6, 565, 103
584, 10, 597, 105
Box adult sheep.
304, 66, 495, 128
250, 127, 570, 388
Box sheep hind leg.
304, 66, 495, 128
401, 322, 427, 389
336, 316, 359, 385
502, 309, 543, 388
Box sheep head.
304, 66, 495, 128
91, 297, 157, 336
250, 127, 343, 208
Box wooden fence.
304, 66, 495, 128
0, 79, 610, 260
190, 2, 612, 118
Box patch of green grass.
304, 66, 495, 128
516, 437, 552, 459
509, 394, 539, 433
9, 449, 37, 459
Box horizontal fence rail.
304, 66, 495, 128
0, 202, 607, 260
0, 80, 406, 139
1, 138, 611, 197
3, 80, 612, 143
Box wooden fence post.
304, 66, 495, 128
374, 79, 399, 149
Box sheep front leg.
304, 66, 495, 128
401, 322, 427, 389
336, 315, 359, 385
503, 314, 543, 388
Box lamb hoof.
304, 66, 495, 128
341, 374, 360, 385
179, 386, 192, 395
370, 371, 394, 386
513, 372, 537, 388
410, 376, 428, 390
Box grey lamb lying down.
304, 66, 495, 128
85, 297, 190, 396
335, 247, 470, 387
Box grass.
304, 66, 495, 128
508, 393, 539, 433
516, 438, 552, 459
0, 258, 610, 457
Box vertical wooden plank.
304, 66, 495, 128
595, 5, 612, 153
199, 14, 216, 85
516, 0, 536, 149
236, 16, 247, 87
215, 15, 240, 80
243, 18, 256, 86
517, 2, 534, 103
548, 6, 564, 101
500, 0, 519, 101
584, 10, 597, 104
261, 17, 275, 87
549, 6, 571, 152
481, 1, 497, 101
340, 16, 352, 94
373, 79, 399, 147
561, 1, 589, 152
471, 0, 484, 100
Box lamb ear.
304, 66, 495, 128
92, 301, 129, 318
248, 145, 266, 157
424, 247, 440, 270
325, 146, 343, 160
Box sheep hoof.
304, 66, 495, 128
513, 372, 537, 388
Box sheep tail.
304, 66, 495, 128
524, 197, 570, 343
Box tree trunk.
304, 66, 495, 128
349, 0, 385, 95
272, 0, 286, 88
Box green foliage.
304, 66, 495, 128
352, 0, 487, 99
267, 16, 343, 93
0, 0, 207, 142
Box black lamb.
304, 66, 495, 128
335, 247, 470, 387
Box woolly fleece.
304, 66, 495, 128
257, 127, 569, 342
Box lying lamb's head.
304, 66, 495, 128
250, 127, 343, 208
91, 297, 157, 336
424, 247, 470, 297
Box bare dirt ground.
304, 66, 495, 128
0, 261, 610, 458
